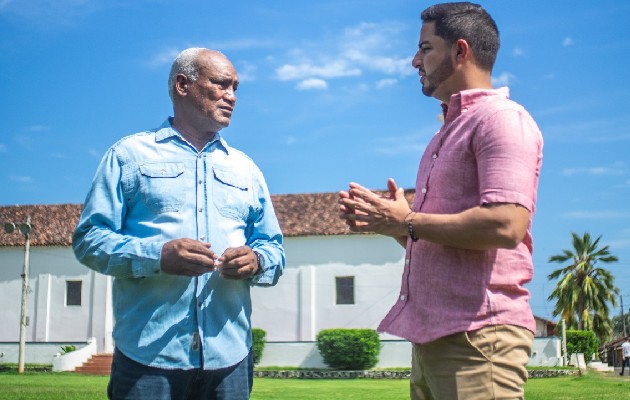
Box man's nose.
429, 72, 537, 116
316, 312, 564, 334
411, 51, 422, 69
224, 88, 236, 103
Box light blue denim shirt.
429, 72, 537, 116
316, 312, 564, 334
73, 118, 285, 370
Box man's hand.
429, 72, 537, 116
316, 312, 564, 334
218, 246, 259, 280
338, 178, 411, 238
161, 238, 218, 276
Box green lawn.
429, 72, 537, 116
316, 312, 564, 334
2, 371, 630, 399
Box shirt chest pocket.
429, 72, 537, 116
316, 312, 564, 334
138, 162, 186, 213
427, 150, 470, 199
212, 167, 252, 221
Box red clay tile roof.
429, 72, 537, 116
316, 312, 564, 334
0, 190, 415, 247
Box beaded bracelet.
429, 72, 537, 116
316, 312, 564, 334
405, 211, 419, 241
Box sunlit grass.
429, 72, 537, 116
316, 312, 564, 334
2, 368, 630, 400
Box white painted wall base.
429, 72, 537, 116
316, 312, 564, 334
52, 337, 97, 372
258, 337, 560, 369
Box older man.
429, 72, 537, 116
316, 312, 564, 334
73, 48, 285, 400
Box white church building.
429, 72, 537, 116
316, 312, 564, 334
0, 192, 560, 367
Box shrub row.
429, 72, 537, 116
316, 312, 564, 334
252, 328, 381, 370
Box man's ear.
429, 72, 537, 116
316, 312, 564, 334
175, 74, 190, 96
454, 39, 470, 63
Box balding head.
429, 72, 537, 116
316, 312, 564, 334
168, 48, 229, 102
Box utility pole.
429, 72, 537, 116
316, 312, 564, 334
562, 319, 568, 366
4, 215, 32, 374
622, 295, 627, 337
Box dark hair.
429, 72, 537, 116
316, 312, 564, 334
421, 2, 499, 71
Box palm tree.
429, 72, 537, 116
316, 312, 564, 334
547, 232, 619, 341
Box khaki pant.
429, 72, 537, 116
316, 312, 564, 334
410, 325, 533, 400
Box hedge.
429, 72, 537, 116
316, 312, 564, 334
316, 328, 380, 370
252, 328, 266, 365
565, 330, 599, 356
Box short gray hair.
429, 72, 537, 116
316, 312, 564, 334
168, 48, 205, 102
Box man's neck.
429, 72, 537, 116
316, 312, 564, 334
171, 117, 217, 152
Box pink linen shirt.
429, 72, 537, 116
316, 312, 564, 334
378, 87, 543, 344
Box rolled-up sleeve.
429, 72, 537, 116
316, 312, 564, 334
247, 167, 285, 287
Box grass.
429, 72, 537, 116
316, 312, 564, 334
2, 369, 630, 399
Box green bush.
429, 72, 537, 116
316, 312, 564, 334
59, 345, 76, 354
565, 330, 599, 356
316, 328, 380, 370
252, 328, 266, 365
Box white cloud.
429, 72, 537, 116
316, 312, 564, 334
512, 47, 524, 57
10, 175, 32, 183
0, 0, 101, 25
562, 162, 627, 176
27, 124, 49, 132
0, 143, 6, 153
88, 148, 100, 158
376, 78, 397, 89
491, 72, 516, 87
562, 37, 574, 47
236, 62, 257, 82
609, 238, 630, 250
562, 210, 630, 219
147, 48, 181, 68
371, 134, 427, 155
296, 78, 328, 91
276, 61, 361, 81
274, 21, 412, 88
210, 38, 277, 51
0, 0, 14, 10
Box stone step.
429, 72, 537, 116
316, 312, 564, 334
74, 353, 113, 375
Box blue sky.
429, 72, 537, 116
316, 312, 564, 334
1, 0, 629, 322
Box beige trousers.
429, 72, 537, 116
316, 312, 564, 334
410, 324, 533, 400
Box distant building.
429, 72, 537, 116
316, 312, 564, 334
0, 192, 557, 358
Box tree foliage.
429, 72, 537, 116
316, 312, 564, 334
547, 232, 619, 342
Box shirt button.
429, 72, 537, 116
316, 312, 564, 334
405, 258, 410, 265
432, 153, 438, 159
400, 294, 407, 301
198, 208, 203, 213
421, 187, 427, 193
200, 236, 205, 241
198, 180, 203, 184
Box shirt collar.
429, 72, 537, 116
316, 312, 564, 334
442, 87, 510, 122
155, 118, 230, 155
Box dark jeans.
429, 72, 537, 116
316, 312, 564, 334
622, 357, 630, 375
108, 348, 254, 400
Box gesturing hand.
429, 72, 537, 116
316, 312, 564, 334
217, 246, 259, 280
161, 238, 218, 276
338, 178, 411, 238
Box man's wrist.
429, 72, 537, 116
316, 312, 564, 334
405, 211, 419, 241
253, 251, 265, 275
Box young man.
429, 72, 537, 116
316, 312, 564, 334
73, 48, 285, 400
620, 338, 630, 376
339, 3, 542, 399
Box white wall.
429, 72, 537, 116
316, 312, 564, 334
0, 247, 112, 351
251, 235, 405, 342
1, 234, 557, 366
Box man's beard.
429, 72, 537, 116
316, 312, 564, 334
422, 55, 455, 98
